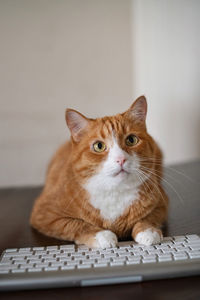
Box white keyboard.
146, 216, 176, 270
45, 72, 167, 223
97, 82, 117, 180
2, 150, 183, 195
0, 234, 200, 291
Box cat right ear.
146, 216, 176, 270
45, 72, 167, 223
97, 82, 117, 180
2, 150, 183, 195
65, 109, 89, 142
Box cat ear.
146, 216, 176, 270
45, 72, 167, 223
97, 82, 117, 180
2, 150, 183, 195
65, 109, 89, 142
127, 95, 147, 123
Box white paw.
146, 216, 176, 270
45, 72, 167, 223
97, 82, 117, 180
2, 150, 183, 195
135, 228, 163, 246
94, 230, 118, 249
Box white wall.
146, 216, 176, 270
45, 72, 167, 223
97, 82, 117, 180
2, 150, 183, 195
0, 0, 200, 187
131, 0, 200, 164
0, 0, 133, 187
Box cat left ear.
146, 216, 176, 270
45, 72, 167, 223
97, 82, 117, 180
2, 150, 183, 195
127, 95, 147, 123
65, 109, 89, 142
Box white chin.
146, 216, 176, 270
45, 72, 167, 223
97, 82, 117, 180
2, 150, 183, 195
111, 172, 129, 184
117, 170, 130, 177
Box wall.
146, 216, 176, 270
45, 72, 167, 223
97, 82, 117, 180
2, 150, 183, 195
0, 0, 200, 187
0, 0, 133, 187
131, 0, 200, 164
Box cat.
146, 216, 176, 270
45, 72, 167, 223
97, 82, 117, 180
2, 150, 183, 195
30, 96, 168, 249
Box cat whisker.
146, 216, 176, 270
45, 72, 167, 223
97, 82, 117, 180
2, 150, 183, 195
140, 164, 185, 187
139, 155, 194, 183
135, 171, 153, 201
140, 166, 185, 205
135, 168, 166, 205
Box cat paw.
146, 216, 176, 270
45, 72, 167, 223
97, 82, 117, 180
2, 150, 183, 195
135, 228, 163, 246
94, 230, 118, 249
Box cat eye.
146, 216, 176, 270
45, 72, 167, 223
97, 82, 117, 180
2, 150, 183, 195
93, 141, 106, 153
125, 134, 139, 146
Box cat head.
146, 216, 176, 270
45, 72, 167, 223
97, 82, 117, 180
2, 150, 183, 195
65, 96, 160, 188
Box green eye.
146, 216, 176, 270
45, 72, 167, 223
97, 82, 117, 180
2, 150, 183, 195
93, 141, 106, 153
125, 134, 139, 146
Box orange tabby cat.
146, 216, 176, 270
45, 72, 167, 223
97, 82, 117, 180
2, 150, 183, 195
30, 96, 168, 248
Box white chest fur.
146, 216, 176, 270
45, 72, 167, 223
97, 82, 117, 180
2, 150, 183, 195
85, 180, 139, 221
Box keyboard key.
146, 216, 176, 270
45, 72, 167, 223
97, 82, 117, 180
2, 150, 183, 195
4, 253, 16, 258
28, 268, 42, 272
12, 269, 26, 273
142, 254, 156, 259
60, 245, 75, 250
51, 262, 63, 267
110, 261, 124, 267
82, 259, 96, 264
0, 265, 18, 270
188, 252, 200, 259
126, 260, 141, 265
97, 259, 111, 264
77, 264, 92, 269
77, 245, 90, 250
35, 263, 49, 268
43, 259, 56, 264
190, 245, 200, 250
61, 265, 75, 270
158, 256, 172, 262
5, 249, 18, 253
104, 253, 117, 258
58, 257, 72, 262
20, 264, 33, 269
66, 261, 78, 266
94, 263, 108, 268
142, 258, 157, 263
112, 257, 126, 263
11, 253, 32, 257
14, 259, 27, 264
0, 263, 12, 267
186, 234, 200, 240
29, 259, 42, 264
18, 249, 32, 253
46, 246, 59, 250
173, 254, 188, 261
32, 247, 45, 251
161, 248, 173, 254
34, 250, 47, 255
0, 270, 10, 274
44, 267, 59, 271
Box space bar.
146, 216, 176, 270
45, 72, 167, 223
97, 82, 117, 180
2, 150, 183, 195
81, 275, 142, 286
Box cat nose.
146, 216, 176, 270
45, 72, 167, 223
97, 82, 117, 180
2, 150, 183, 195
116, 157, 126, 167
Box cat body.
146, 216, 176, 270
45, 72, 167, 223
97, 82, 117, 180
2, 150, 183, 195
30, 96, 168, 248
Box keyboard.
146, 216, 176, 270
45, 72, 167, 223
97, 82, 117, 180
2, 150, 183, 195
0, 234, 200, 291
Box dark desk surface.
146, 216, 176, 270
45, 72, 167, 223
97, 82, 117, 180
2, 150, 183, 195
0, 160, 200, 299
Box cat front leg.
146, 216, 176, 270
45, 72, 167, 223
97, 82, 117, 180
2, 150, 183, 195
77, 229, 118, 249
131, 190, 167, 246
132, 221, 163, 246
30, 210, 118, 249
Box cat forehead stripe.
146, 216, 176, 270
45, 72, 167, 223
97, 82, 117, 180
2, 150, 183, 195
100, 117, 124, 140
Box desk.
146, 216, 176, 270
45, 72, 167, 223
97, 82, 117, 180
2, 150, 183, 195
0, 160, 200, 299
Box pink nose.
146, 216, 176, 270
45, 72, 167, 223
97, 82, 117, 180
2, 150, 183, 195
116, 157, 126, 166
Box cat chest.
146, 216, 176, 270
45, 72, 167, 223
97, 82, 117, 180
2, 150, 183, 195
87, 187, 139, 222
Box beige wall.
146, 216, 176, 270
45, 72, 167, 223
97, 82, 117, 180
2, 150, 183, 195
0, 0, 133, 187
0, 0, 200, 187
131, 0, 200, 164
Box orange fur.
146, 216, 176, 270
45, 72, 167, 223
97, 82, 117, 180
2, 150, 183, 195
30, 96, 168, 247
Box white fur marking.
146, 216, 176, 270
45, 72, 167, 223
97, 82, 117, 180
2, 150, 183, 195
94, 230, 118, 249
85, 138, 142, 221
135, 229, 163, 246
